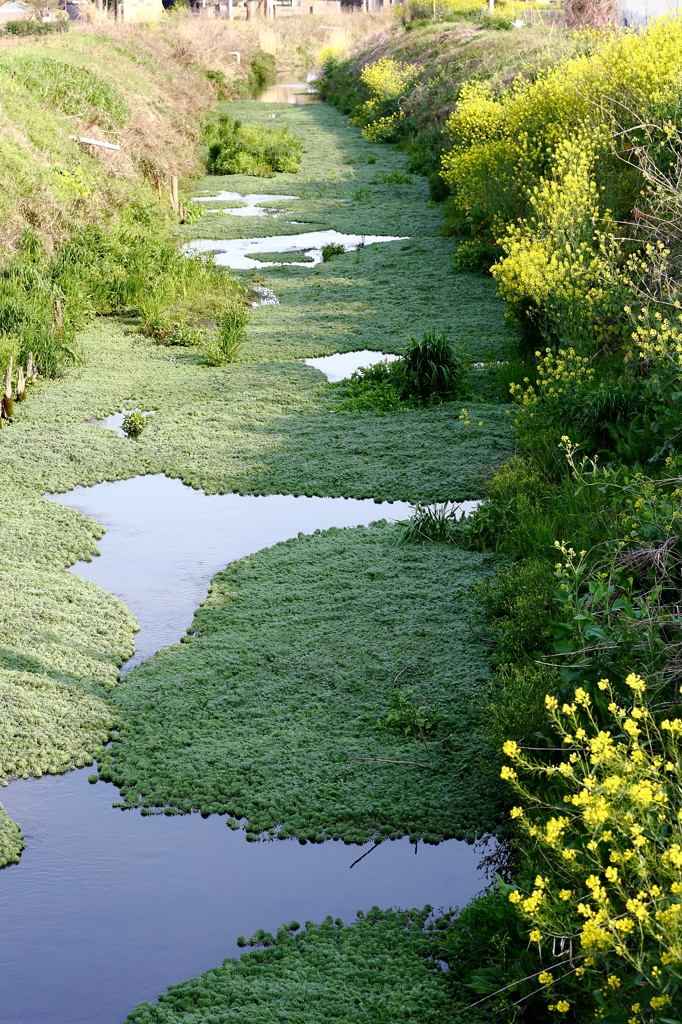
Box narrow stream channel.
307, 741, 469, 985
0, 88, 492, 1022
0, 477, 485, 1024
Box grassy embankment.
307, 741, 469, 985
0, 15, 516, 872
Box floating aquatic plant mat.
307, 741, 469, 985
126, 909, 453, 1024
0, 99, 513, 858
98, 523, 505, 843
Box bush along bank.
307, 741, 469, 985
322, 14, 682, 1023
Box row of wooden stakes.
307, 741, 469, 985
1, 354, 37, 423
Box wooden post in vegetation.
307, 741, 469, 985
26, 352, 36, 382
55, 297, 63, 343
16, 366, 25, 402
171, 176, 179, 214
156, 177, 163, 204
179, 202, 186, 223
3, 359, 13, 419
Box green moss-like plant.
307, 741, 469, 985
0, 802, 23, 868
126, 908, 456, 1024
99, 523, 506, 842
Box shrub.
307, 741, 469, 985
249, 50, 277, 89
501, 673, 682, 1022
4, 18, 68, 35
452, 239, 502, 273
204, 115, 302, 176
351, 57, 419, 143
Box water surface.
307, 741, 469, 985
47, 475, 413, 672
306, 349, 402, 382
0, 767, 488, 1024
186, 231, 407, 270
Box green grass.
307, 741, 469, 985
126, 909, 458, 1024
97, 523, 506, 843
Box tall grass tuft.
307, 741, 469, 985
203, 302, 251, 365
398, 502, 463, 544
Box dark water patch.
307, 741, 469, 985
0, 767, 488, 1024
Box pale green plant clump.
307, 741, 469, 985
501, 673, 682, 1020
203, 303, 251, 365
0, 803, 24, 868
0, 670, 113, 783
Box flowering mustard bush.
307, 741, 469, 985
352, 58, 419, 143
440, 18, 682, 350
501, 673, 682, 1020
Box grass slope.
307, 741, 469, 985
98, 523, 505, 843
126, 909, 453, 1024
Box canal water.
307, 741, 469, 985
0, 478, 485, 1024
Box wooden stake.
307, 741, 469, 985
156, 176, 162, 204
179, 202, 185, 223
171, 175, 179, 214
26, 352, 36, 381
55, 298, 63, 343
16, 366, 25, 402
4, 358, 13, 418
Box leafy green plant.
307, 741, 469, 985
203, 302, 250, 365
399, 501, 462, 544
203, 114, 302, 176
452, 240, 502, 273
321, 242, 345, 261
122, 411, 146, 438
477, 558, 558, 664
378, 686, 441, 748
403, 330, 471, 401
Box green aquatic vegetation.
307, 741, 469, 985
399, 501, 463, 544
126, 908, 455, 1024
248, 251, 315, 264
0, 668, 113, 783
99, 523, 506, 842
321, 242, 345, 261
122, 411, 145, 438
204, 114, 303, 176
203, 302, 251, 365
0, 802, 23, 868
378, 687, 441, 744
336, 334, 473, 412
0, 98, 512, 850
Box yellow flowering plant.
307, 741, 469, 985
351, 58, 418, 144
501, 674, 682, 1021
